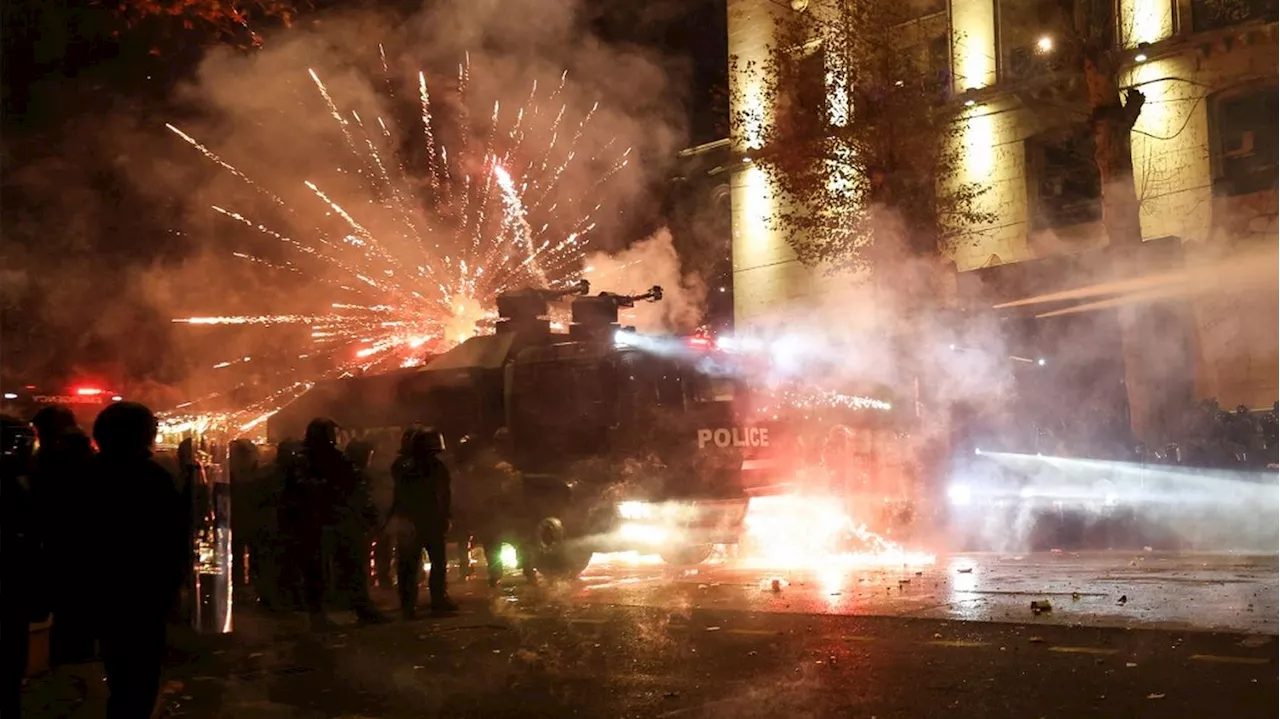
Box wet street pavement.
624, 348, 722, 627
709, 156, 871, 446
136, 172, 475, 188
574, 550, 1279, 635
22, 551, 1278, 718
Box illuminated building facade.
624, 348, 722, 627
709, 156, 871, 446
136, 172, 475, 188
728, 0, 1278, 408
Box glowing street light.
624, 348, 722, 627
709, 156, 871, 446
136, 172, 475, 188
1036, 35, 1053, 53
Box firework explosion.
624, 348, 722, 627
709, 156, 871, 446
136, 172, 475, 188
752, 386, 893, 415
162, 51, 629, 434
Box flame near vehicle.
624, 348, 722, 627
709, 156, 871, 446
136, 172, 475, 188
587, 494, 934, 571
739, 494, 935, 569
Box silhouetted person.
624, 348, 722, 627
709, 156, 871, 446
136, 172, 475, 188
294, 419, 385, 630
367, 434, 398, 588
391, 428, 456, 618
89, 402, 188, 719
1265, 402, 1279, 443
267, 439, 306, 610
450, 435, 481, 581
29, 405, 96, 666
469, 428, 536, 587
229, 439, 264, 589
337, 439, 383, 617
2, 416, 44, 718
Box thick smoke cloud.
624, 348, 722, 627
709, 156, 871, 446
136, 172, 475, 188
699, 191, 1276, 554
2, 0, 695, 405
583, 228, 707, 334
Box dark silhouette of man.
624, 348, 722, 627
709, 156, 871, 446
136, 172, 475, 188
366, 433, 398, 588
2, 416, 44, 718
293, 419, 385, 630
391, 428, 457, 618
89, 402, 188, 719
229, 439, 264, 590
29, 405, 96, 667
338, 439, 382, 612
269, 438, 306, 610
450, 435, 481, 581
467, 428, 537, 587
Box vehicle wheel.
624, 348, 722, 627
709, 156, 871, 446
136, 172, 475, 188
531, 516, 594, 579
661, 544, 713, 566
534, 546, 594, 579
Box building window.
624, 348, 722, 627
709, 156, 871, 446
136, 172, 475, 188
1191, 0, 1278, 33
998, 0, 1076, 83
908, 0, 948, 16
1210, 86, 1279, 196
795, 45, 827, 128
1025, 125, 1101, 230
777, 44, 827, 137
926, 34, 952, 91
891, 2, 951, 97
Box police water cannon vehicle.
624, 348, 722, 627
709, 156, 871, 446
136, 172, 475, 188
267, 280, 758, 578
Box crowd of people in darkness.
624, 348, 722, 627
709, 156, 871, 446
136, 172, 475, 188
1, 404, 523, 718
3, 403, 187, 719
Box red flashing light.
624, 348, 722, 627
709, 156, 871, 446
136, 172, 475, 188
75, 387, 105, 396
688, 336, 712, 349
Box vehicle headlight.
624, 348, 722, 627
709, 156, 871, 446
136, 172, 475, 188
947, 484, 973, 506
618, 500, 656, 520
618, 522, 667, 544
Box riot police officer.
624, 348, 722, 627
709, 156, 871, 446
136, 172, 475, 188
229, 439, 264, 590
341, 439, 382, 596
266, 439, 304, 610
293, 418, 386, 630
450, 434, 483, 580
390, 427, 456, 618
471, 427, 537, 587
366, 433, 398, 588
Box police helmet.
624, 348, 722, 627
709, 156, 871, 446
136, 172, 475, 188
345, 438, 375, 469
412, 427, 446, 455
304, 417, 340, 450
454, 434, 479, 463
275, 438, 302, 466
399, 425, 420, 455
230, 438, 260, 464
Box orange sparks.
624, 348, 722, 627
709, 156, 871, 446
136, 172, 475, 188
166, 56, 628, 429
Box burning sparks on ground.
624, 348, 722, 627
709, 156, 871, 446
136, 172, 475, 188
755, 386, 893, 415
164, 52, 627, 429
739, 495, 935, 569
587, 551, 667, 569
